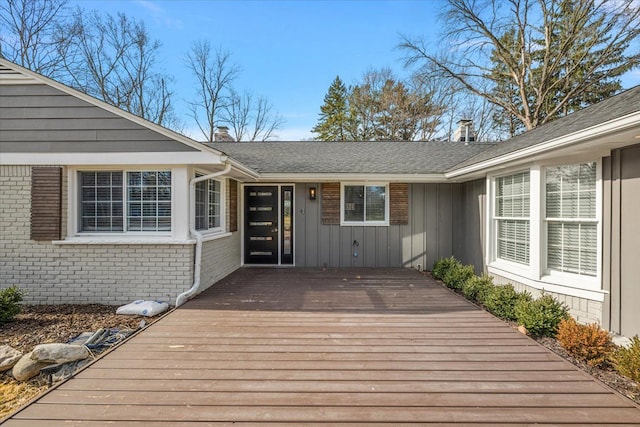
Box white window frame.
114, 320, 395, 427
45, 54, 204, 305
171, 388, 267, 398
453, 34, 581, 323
194, 172, 226, 236
340, 182, 390, 226
541, 160, 601, 289
493, 170, 531, 267
64, 166, 190, 243
486, 160, 602, 299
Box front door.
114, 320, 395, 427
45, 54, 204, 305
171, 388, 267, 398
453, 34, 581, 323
244, 185, 294, 265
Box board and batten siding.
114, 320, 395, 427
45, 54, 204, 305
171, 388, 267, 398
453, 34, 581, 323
603, 143, 640, 338
294, 183, 464, 269
452, 178, 486, 275
0, 83, 196, 153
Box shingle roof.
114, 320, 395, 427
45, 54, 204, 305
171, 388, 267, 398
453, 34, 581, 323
449, 85, 640, 171
205, 141, 496, 175
206, 86, 639, 177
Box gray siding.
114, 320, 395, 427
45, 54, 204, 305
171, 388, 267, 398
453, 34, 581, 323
453, 179, 486, 274
603, 143, 640, 337
0, 84, 196, 153
294, 183, 457, 269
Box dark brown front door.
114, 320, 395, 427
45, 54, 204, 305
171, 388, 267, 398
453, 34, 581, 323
244, 186, 279, 264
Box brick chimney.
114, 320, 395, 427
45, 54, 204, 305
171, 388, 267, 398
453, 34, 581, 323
214, 126, 235, 142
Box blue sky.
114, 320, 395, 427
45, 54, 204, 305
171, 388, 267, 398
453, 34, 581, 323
70, 1, 639, 141
70, 0, 442, 140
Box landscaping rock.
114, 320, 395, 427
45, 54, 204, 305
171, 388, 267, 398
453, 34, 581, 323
518, 325, 528, 335
31, 343, 90, 364
0, 345, 22, 371
12, 351, 50, 381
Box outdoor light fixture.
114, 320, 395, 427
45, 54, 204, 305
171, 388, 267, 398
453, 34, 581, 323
309, 187, 317, 200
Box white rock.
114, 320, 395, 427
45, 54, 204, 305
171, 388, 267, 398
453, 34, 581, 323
12, 352, 50, 381
31, 343, 90, 364
0, 345, 23, 372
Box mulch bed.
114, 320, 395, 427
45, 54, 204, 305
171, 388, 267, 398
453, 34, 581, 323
0, 304, 159, 418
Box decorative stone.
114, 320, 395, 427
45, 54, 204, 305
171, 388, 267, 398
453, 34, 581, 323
12, 352, 50, 381
31, 343, 90, 364
0, 345, 23, 371
517, 325, 528, 335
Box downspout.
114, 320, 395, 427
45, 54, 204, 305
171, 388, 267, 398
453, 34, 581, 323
176, 162, 232, 307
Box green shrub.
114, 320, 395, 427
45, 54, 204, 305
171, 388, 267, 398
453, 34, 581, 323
515, 293, 569, 337
0, 286, 24, 323
443, 263, 475, 291
484, 284, 531, 320
462, 275, 494, 303
556, 318, 614, 367
431, 257, 458, 280
612, 335, 640, 382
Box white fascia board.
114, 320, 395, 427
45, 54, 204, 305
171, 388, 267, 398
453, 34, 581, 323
257, 173, 447, 183
0, 58, 224, 158
446, 111, 640, 179
1, 151, 224, 165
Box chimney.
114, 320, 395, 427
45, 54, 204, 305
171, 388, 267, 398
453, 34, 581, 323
454, 119, 475, 142
214, 126, 235, 142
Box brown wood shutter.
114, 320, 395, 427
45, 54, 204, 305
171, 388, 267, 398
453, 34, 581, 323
31, 167, 62, 241
389, 183, 409, 225
321, 182, 340, 225
228, 179, 238, 232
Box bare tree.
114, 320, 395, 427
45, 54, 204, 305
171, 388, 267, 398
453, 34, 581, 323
0, 0, 68, 78
400, 0, 640, 131
186, 41, 240, 142
60, 9, 176, 126
221, 90, 284, 141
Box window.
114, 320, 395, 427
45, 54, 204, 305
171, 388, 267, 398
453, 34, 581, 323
495, 171, 530, 265
545, 163, 597, 276
195, 176, 222, 231
342, 184, 387, 224
79, 171, 171, 233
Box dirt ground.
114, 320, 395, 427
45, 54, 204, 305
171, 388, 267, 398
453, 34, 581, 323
0, 304, 160, 418
1, 304, 638, 419
535, 335, 640, 405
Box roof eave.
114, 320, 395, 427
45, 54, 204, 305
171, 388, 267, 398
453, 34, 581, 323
256, 173, 447, 183
445, 110, 640, 179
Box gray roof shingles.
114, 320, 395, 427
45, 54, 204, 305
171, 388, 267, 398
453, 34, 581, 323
450, 85, 640, 171
205, 141, 496, 175
204, 86, 639, 176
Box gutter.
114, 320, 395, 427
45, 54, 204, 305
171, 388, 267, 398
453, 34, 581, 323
176, 162, 232, 307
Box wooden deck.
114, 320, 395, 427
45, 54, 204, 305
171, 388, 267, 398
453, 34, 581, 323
5, 268, 640, 425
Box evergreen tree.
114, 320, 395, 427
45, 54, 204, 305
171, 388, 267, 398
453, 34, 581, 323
312, 76, 350, 141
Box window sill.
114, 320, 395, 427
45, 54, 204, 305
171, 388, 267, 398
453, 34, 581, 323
54, 236, 196, 245
487, 265, 606, 301
340, 222, 389, 227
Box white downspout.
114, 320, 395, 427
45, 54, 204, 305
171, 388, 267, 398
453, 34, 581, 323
176, 162, 232, 307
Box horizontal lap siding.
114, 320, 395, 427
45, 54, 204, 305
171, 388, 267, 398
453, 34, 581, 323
295, 183, 457, 268
0, 84, 196, 153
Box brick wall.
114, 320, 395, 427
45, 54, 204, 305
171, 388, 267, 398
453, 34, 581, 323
0, 165, 200, 305
491, 273, 603, 325
199, 233, 241, 293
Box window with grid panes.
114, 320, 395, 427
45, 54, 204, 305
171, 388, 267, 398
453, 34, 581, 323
195, 176, 222, 231
80, 171, 171, 233
495, 171, 530, 265
545, 163, 597, 276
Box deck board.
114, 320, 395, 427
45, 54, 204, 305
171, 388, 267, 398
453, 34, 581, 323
4, 267, 640, 425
